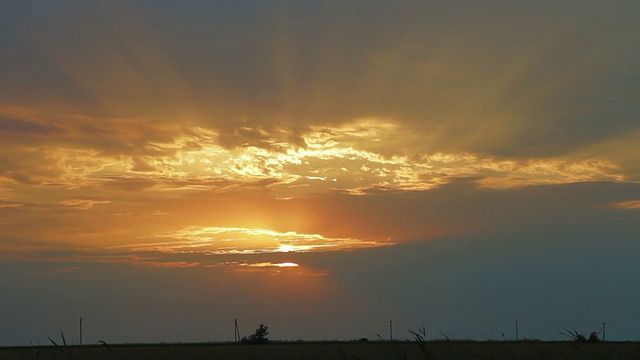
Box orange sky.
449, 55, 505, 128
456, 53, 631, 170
1, 0, 640, 345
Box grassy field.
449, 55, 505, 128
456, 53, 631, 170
2, 341, 640, 360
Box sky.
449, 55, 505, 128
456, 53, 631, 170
1, 0, 640, 345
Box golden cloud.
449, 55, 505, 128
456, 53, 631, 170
0, 114, 629, 204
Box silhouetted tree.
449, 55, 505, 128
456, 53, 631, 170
588, 331, 600, 343
242, 324, 269, 344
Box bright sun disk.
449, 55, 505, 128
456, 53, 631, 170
278, 244, 295, 252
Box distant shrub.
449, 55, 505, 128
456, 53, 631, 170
588, 332, 600, 343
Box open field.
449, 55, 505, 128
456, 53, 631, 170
2, 341, 640, 360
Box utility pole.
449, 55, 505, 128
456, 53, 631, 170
234, 319, 240, 342
515, 321, 519, 341
389, 319, 393, 341
79, 316, 83, 345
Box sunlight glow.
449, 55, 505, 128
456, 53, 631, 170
277, 244, 296, 253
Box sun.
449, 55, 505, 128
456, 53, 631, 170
278, 244, 295, 253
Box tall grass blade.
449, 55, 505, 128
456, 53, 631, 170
98, 340, 111, 352
439, 330, 450, 342
60, 330, 67, 347
48, 337, 59, 348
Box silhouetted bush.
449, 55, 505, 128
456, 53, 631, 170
576, 334, 587, 343
562, 328, 587, 343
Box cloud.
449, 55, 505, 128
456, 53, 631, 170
1, 1, 637, 210
122, 226, 390, 255
4, 1, 635, 160
0, 238, 326, 274
0, 202, 23, 208
0, 117, 56, 135
611, 200, 640, 210
59, 199, 111, 210
0, 161, 41, 185
40, 119, 635, 194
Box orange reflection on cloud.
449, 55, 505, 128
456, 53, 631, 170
611, 200, 640, 209
59, 199, 111, 210
2, 110, 627, 199
474, 160, 623, 189
120, 226, 390, 255
0, 203, 23, 208
226, 262, 328, 277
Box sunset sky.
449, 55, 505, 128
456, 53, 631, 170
1, 0, 640, 345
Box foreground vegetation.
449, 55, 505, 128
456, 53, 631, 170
2, 341, 640, 360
